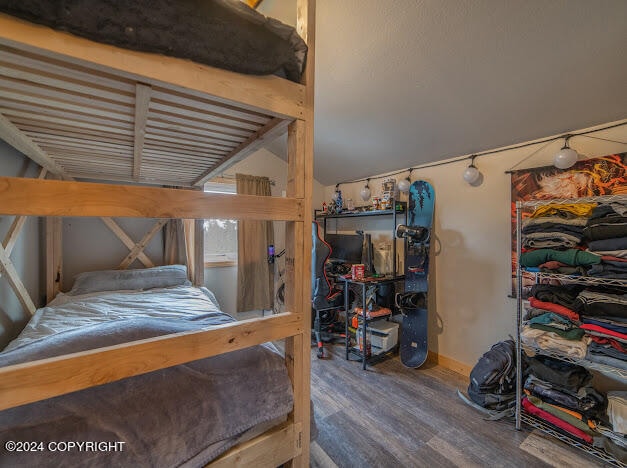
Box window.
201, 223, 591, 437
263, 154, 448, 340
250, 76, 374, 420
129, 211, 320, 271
204, 181, 237, 267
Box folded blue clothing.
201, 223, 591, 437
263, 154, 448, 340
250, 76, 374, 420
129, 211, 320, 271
588, 264, 627, 278
590, 203, 627, 219
583, 317, 627, 334
592, 316, 627, 325
588, 342, 627, 361
588, 236, 627, 251
586, 349, 627, 370
602, 259, 627, 268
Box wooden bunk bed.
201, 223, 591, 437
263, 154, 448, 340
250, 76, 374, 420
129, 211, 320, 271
0, 0, 315, 466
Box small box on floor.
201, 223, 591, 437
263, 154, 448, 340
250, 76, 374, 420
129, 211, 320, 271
356, 320, 399, 354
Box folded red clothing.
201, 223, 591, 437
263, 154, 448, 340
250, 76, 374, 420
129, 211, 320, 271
601, 255, 627, 263
528, 297, 580, 322
522, 397, 593, 444
589, 335, 627, 353
538, 261, 570, 270
580, 323, 627, 341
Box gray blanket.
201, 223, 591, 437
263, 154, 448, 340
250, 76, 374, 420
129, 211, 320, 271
0, 288, 293, 467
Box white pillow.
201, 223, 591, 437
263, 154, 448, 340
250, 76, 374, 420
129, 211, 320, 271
68, 265, 191, 295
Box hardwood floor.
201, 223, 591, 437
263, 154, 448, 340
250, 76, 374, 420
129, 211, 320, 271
309, 342, 604, 468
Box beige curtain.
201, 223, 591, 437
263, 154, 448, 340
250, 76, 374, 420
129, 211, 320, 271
164, 219, 187, 266
236, 174, 274, 312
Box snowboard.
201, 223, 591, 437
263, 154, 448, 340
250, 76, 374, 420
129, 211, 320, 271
396, 180, 435, 368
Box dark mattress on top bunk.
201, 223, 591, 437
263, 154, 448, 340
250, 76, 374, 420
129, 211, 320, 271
0, 284, 294, 467
0, 0, 307, 82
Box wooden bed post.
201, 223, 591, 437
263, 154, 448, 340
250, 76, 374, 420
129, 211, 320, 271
285, 0, 315, 466
45, 171, 63, 302
194, 219, 205, 287
183, 219, 195, 283
182, 217, 204, 286
45, 216, 63, 302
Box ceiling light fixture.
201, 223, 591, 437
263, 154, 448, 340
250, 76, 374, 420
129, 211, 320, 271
360, 179, 371, 201
463, 155, 482, 185
553, 135, 579, 169
397, 169, 412, 193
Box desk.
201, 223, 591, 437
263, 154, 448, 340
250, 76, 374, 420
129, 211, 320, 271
341, 275, 403, 369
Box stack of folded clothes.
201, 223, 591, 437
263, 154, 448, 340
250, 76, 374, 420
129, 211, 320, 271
520, 201, 627, 279
521, 284, 589, 358
519, 199, 627, 462
584, 202, 627, 278
522, 356, 627, 461
522, 356, 605, 445
573, 289, 627, 369
521, 203, 595, 251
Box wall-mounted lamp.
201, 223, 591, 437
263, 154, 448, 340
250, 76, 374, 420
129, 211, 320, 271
397, 169, 412, 193
463, 155, 482, 185
360, 179, 371, 201
553, 135, 578, 169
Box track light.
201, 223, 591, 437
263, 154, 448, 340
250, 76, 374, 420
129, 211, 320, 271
397, 169, 412, 193
553, 135, 578, 169
463, 155, 482, 185
360, 179, 371, 201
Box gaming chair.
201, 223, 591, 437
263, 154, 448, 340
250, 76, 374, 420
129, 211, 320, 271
311, 221, 343, 358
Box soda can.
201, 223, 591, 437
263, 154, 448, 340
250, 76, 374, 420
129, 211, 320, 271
351, 264, 365, 280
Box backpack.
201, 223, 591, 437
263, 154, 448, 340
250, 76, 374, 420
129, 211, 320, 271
458, 339, 518, 418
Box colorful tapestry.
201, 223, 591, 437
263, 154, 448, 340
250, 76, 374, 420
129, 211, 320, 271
510, 153, 627, 296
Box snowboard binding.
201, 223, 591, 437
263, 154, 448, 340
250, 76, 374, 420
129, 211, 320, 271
396, 224, 430, 246
395, 291, 427, 312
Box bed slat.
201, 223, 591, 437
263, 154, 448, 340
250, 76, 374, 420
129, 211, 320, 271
133, 83, 151, 180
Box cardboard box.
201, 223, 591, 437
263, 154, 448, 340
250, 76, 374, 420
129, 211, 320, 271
356, 320, 399, 354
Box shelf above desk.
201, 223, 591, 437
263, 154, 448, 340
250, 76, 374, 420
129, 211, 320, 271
315, 203, 406, 220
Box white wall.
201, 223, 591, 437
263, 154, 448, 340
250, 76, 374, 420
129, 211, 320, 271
62, 216, 164, 291
0, 142, 42, 349
323, 121, 627, 368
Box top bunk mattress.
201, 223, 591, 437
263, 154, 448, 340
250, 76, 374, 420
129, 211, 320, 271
0, 0, 307, 82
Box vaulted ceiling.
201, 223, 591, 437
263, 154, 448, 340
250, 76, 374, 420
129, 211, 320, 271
259, 0, 627, 185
